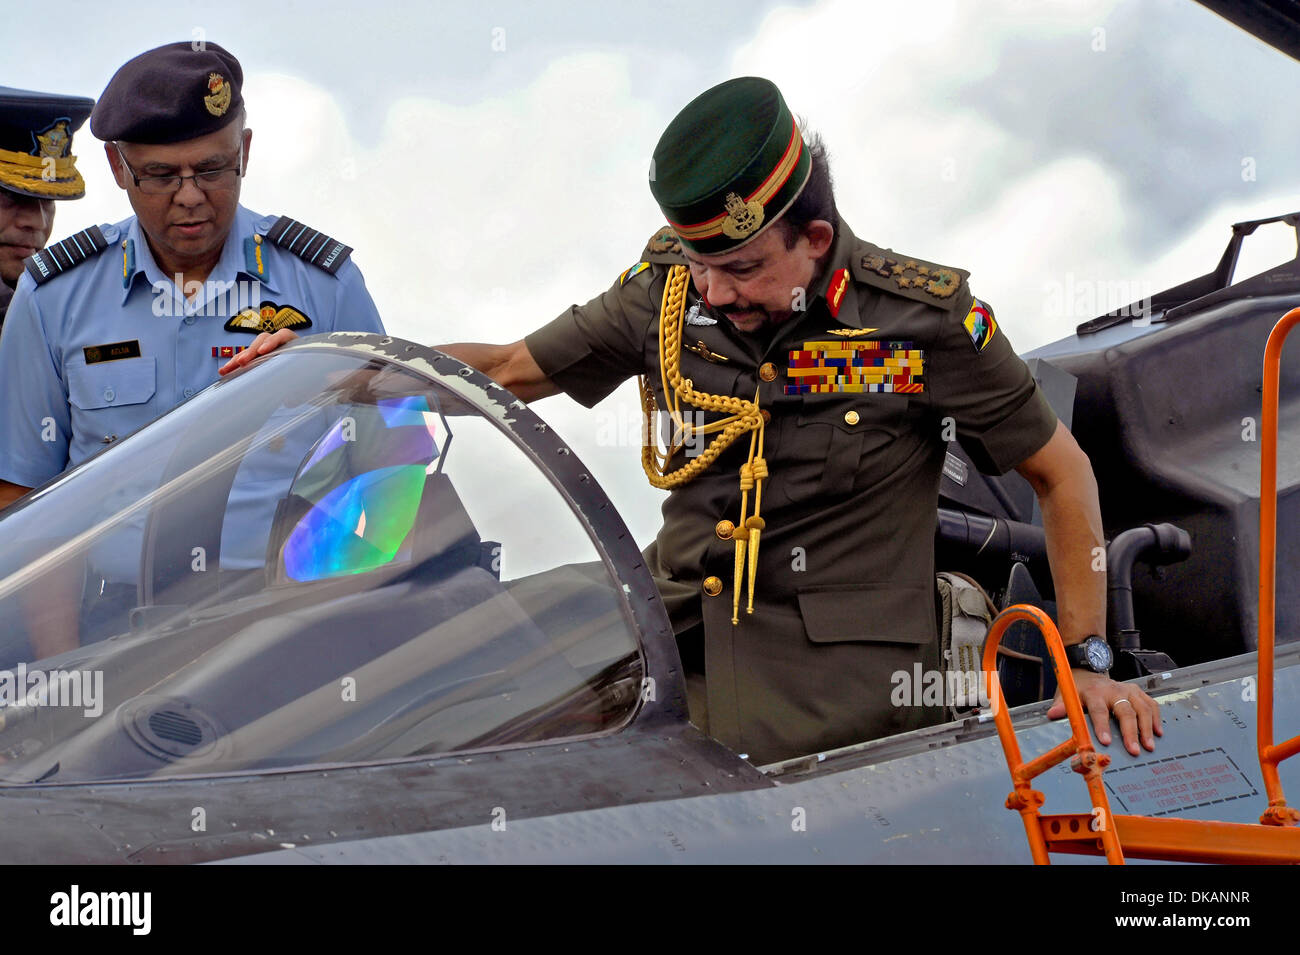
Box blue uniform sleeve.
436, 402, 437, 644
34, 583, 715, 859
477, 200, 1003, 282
329, 259, 385, 334
0, 278, 70, 488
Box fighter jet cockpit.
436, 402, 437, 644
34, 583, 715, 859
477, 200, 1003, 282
0, 336, 646, 783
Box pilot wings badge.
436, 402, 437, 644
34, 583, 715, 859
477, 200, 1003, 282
225, 301, 313, 335
685, 303, 716, 326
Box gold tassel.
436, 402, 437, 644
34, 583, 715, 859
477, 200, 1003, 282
641, 265, 773, 624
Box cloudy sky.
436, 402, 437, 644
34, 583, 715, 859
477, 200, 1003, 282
5, 0, 1298, 543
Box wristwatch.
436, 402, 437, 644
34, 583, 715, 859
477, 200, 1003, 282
1065, 635, 1113, 673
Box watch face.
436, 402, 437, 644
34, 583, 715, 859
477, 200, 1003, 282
1086, 637, 1112, 671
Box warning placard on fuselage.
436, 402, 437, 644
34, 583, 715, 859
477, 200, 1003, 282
1104, 748, 1257, 816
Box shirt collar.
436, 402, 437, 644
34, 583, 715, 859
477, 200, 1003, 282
118, 205, 277, 308
809, 219, 860, 322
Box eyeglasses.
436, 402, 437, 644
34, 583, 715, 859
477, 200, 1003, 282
113, 143, 243, 196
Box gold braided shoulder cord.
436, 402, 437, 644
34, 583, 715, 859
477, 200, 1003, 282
640, 264, 769, 624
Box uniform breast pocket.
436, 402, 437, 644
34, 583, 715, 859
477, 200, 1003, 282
797, 583, 934, 645
772, 397, 905, 505
67, 357, 158, 439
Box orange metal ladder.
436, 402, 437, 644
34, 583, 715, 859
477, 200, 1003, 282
982, 307, 1300, 864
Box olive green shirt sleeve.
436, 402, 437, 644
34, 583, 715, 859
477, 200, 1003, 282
926, 295, 1058, 475
524, 268, 660, 409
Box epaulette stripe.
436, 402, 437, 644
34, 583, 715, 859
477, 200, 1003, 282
22, 225, 109, 285
304, 234, 329, 262
262, 216, 352, 276
265, 217, 293, 243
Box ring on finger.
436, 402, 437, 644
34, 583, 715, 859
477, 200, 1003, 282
1112, 698, 1133, 711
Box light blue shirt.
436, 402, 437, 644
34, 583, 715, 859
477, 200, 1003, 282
0, 205, 386, 489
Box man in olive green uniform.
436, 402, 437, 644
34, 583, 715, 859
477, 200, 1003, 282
518, 86, 1065, 761
224, 77, 1161, 765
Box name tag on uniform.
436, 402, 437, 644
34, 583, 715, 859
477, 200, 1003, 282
83, 340, 142, 364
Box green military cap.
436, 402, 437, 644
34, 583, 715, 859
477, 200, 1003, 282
649, 77, 811, 255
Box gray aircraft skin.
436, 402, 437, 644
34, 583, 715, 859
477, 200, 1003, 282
232, 648, 1300, 865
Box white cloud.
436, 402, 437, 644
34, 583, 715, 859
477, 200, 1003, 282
238, 55, 674, 544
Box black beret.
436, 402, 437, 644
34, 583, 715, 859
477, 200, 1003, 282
91, 41, 243, 144
0, 86, 95, 199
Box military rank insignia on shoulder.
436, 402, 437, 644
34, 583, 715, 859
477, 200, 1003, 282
643, 225, 686, 265
23, 226, 111, 285
259, 216, 354, 275
851, 241, 969, 310
963, 297, 997, 351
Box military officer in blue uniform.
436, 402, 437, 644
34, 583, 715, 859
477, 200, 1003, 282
0, 42, 384, 511
0, 87, 95, 330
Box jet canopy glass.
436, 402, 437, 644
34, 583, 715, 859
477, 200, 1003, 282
0, 345, 644, 782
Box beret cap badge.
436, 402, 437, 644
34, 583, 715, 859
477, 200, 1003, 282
204, 73, 231, 118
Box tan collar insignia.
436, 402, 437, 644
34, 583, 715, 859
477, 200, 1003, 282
204, 73, 232, 117
825, 328, 878, 337
720, 191, 764, 240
